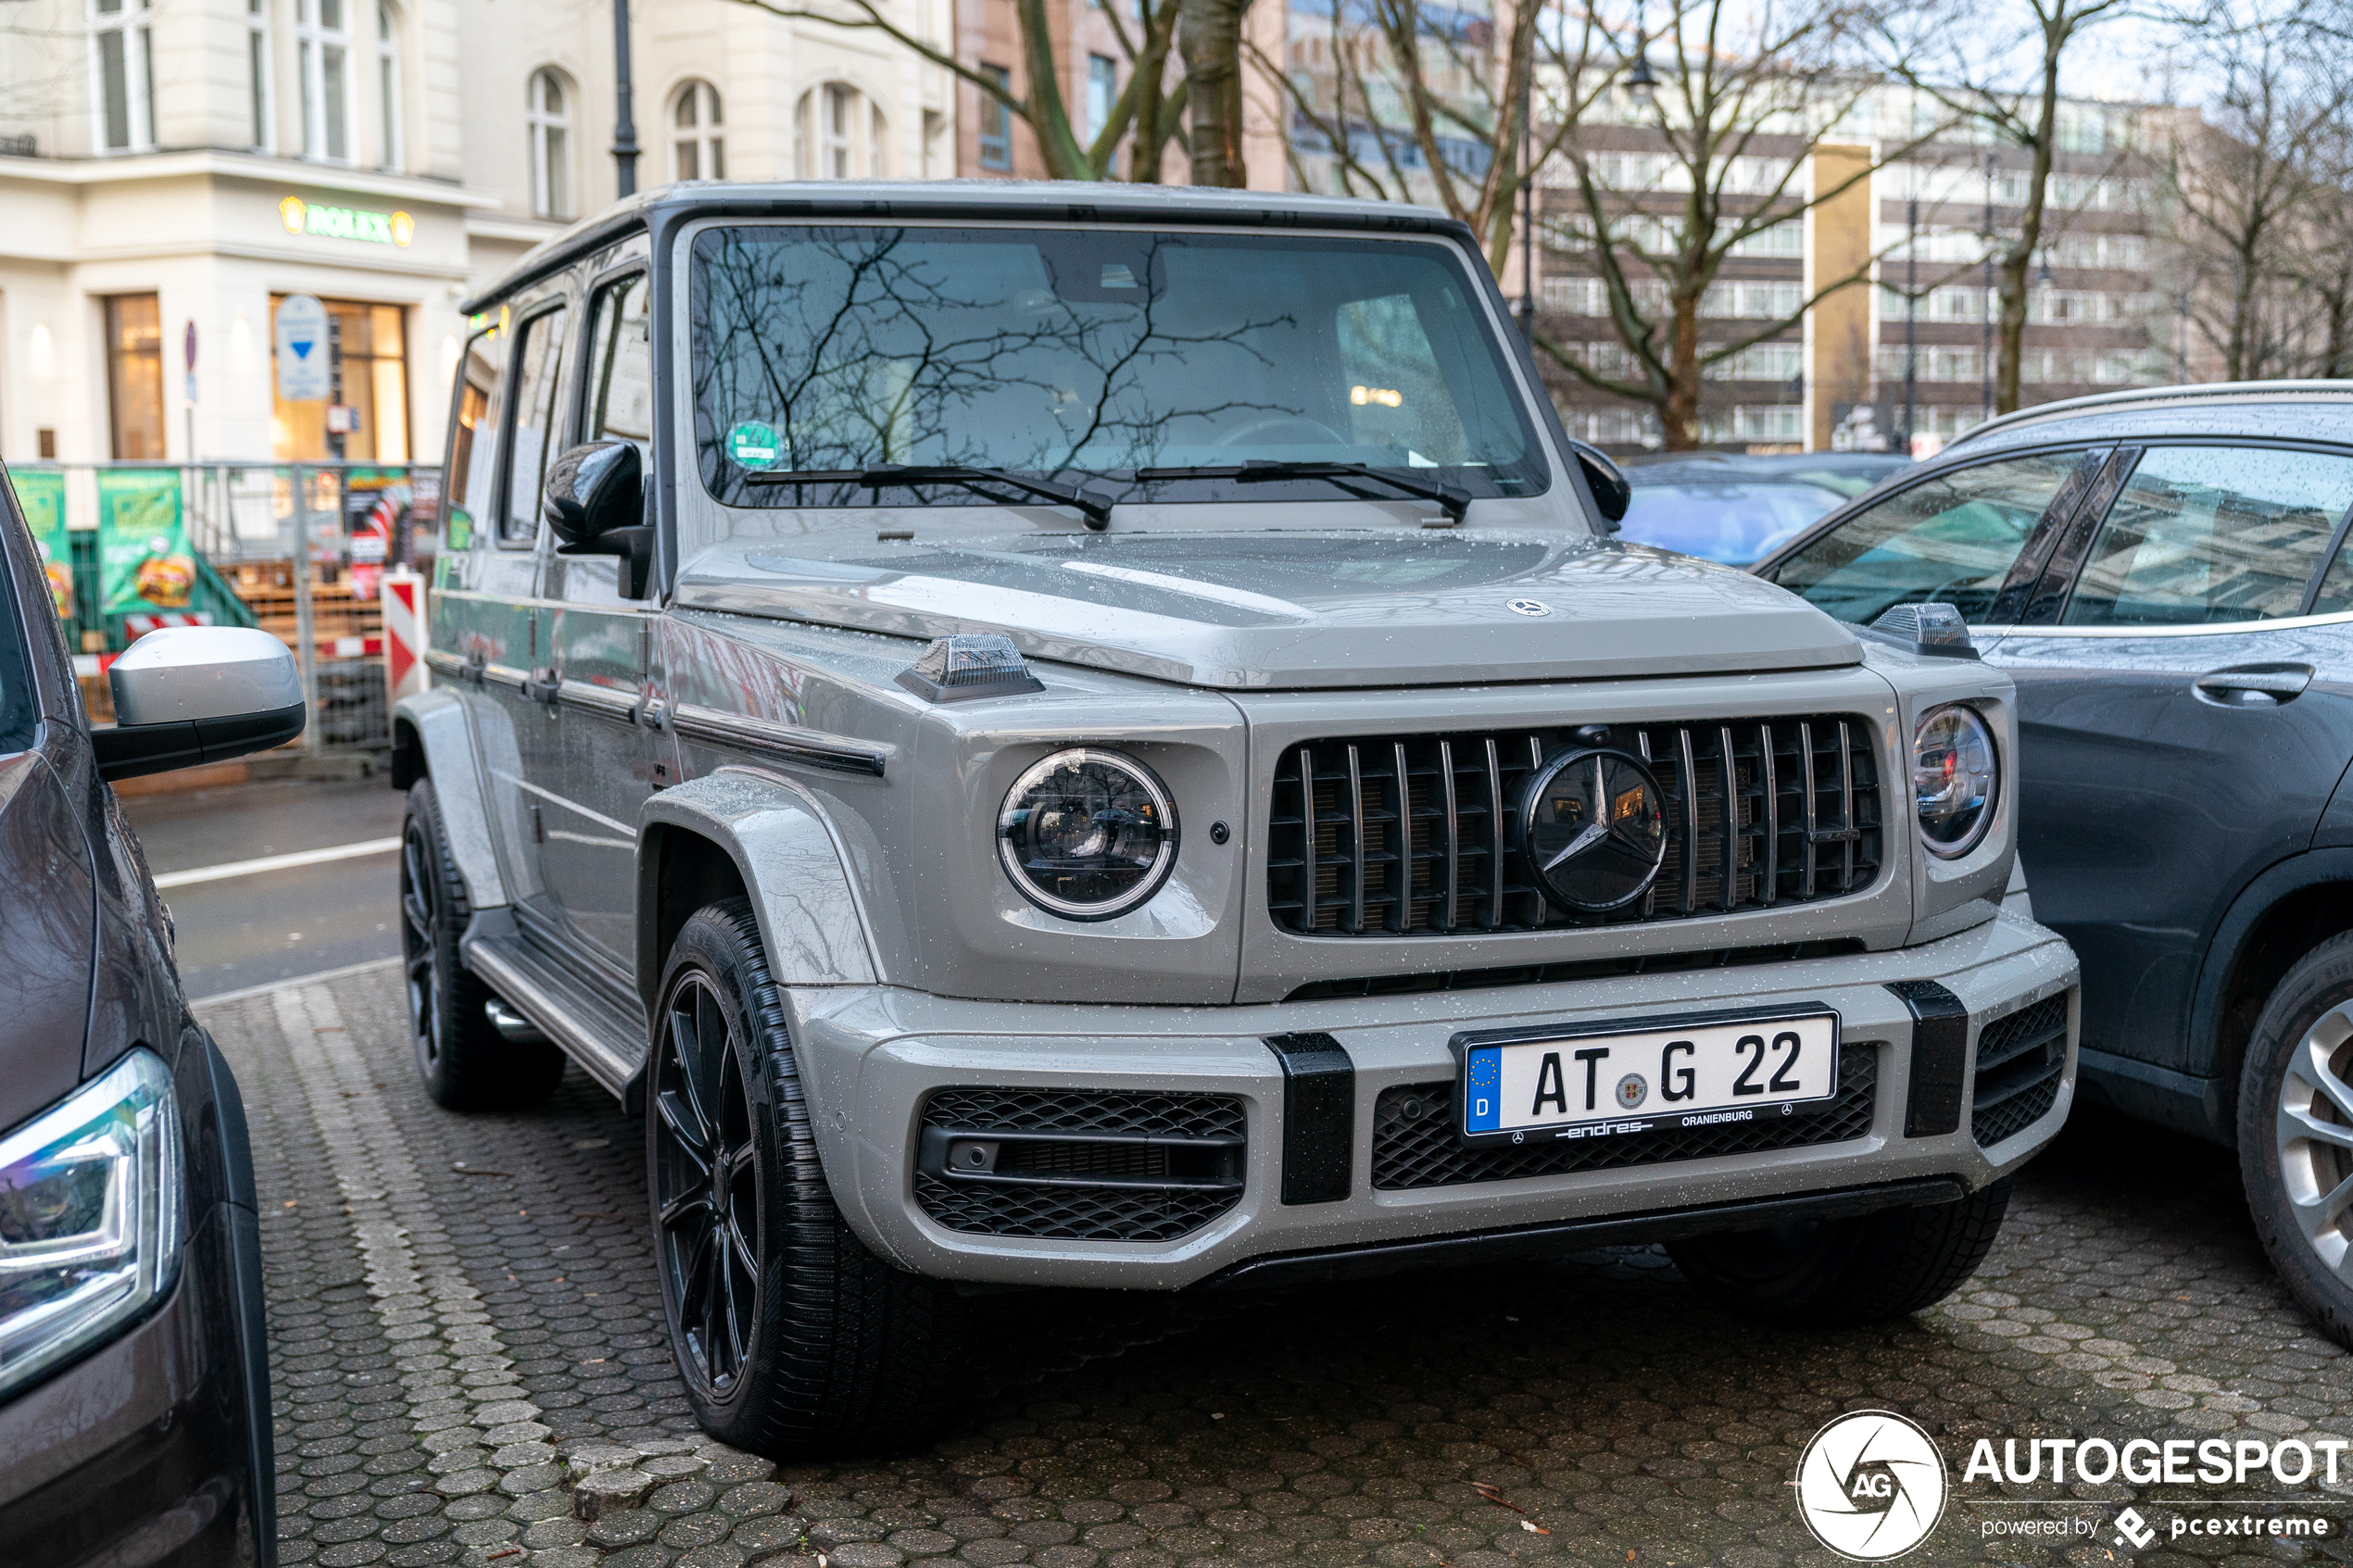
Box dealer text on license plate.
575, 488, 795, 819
1459, 1010, 1840, 1145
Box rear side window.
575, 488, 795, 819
584, 273, 652, 459
1765, 450, 2083, 624
442, 324, 509, 552
2062, 446, 2353, 626
502, 306, 570, 545
0, 522, 35, 754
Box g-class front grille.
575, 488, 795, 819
1970, 993, 2069, 1148
1371, 1042, 1881, 1189
1266, 717, 1883, 936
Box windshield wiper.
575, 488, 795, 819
746, 464, 1114, 531
1133, 460, 1472, 524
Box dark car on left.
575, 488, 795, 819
1, 471, 305, 1564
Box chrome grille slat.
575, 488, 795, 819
1267, 715, 1881, 937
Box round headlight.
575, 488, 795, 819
1913, 705, 1998, 858
997, 748, 1178, 920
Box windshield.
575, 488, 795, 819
1617, 480, 1843, 565
688, 224, 1549, 525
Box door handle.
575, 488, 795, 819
2195, 664, 2313, 707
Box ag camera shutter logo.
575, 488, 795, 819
1794, 1410, 1948, 1560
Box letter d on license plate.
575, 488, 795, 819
1453, 1006, 1841, 1148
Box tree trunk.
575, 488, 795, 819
1663, 295, 1703, 449
1994, 251, 2030, 414
1017, 0, 1093, 180
1180, 0, 1251, 186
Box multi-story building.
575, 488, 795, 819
0, 0, 954, 468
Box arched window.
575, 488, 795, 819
795, 82, 885, 181
375, 1, 402, 169
296, 0, 352, 161
526, 68, 571, 219
672, 79, 724, 181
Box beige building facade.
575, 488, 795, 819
0, 0, 955, 469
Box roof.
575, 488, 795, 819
459, 180, 1466, 316
1944, 381, 2353, 455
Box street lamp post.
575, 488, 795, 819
612, 0, 640, 198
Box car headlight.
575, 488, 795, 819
0, 1049, 182, 1401
1913, 704, 1998, 858
997, 748, 1178, 920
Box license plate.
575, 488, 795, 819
1456, 1007, 1842, 1147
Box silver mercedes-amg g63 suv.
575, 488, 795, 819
394, 182, 2079, 1459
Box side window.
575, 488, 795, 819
1766, 450, 2086, 625
2061, 446, 2353, 626
441, 323, 507, 552
2307, 523, 2353, 617
501, 304, 570, 546
584, 273, 652, 458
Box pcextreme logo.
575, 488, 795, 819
1794, 1411, 1950, 1561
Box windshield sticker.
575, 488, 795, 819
726, 420, 783, 470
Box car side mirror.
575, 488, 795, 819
544, 440, 653, 598
1570, 440, 1630, 528
93, 627, 306, 783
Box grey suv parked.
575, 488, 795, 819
1754, 382, 2353, 1342
394, 182, 2079, 1457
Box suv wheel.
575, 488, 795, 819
2239, 932, 2353, 1346
400, 780, 563, 1110
649, 897, 964, 1458
1667, 1180, 2011, 1325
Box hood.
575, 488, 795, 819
0, 750, 94, 1135
673, 533, 1860, 689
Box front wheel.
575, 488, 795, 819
2238, 932, 2353, 1348
1667, 1180, 2011, 1326
648, 897, 965, 1458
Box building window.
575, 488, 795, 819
92, 0, 157, 155
796, 82, 883, 180
375, 2, 401, 169
296, 0, 351, 161
672, 79, 723, 181
104, 294, 165, 459
978, 64, 1012, 171
1086, 54, 1115, 141
247, 0, 272, 150
922, 108, 945, 178
269, 295, 408, 461
527, 69, 572, 219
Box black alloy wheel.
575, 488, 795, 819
652, 972, 762, 1395
399, 780, 563, 1110
648, 898, 965, 1458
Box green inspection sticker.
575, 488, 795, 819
726, 420, 782, 470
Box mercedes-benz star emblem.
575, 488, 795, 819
1519, 747, 1668, 912
1506, 598, 1552, 617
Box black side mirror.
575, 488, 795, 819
1570, 440, 1631, 527
544, 440, 653, 597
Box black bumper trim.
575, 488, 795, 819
1888, 979, 1969, 1137
1264, 1033, 1354, 1205
1190, 1175, 1971, 1290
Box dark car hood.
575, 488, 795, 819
0, 750, 94, 1135
674, 533, 1860, 688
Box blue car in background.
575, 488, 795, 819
1750, 382, 2353, 1348
1617, 451, 1913, 564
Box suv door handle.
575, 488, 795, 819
2195, 664, 2313, 706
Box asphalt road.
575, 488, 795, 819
204, 963, 2353, 1568
124, 775, 409, 998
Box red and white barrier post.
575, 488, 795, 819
381, 566, 427, 703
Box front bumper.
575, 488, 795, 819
795, 909, 2078, 1289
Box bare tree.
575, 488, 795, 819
2284, 120, 2353, 377
2162, 12, 2353, 378
726, 0, 1181, 181
1182, 0, 1254, 184
1884, 0, 2135, 412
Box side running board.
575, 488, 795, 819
462, 929, 646, 1106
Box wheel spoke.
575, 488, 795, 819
727, 1212, 759, 1280
721, 1232, 753, 1374
2283, 1101, 2353, 1154
401, 888, 432, 942
694, 986, 727, 1119
698, 1236, 726, 1379
660, 1189, 713, 1233
2294, 1032, 2353, 1126
657, 1086, 713, 1169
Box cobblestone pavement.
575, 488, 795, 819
208, 964, 2353, 1568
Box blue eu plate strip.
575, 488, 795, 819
1464, 1047, 1501, 1133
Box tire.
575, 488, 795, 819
1667, 1179, 2012, 1326
648, 897, 964, 1458
2237, 932, 2353, 1348
399, 780, 563, 1110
